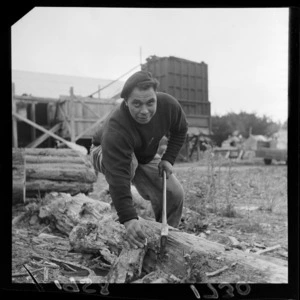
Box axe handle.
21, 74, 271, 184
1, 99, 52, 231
162, 171, 167, 226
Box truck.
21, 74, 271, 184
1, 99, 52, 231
255, 130, 287, 165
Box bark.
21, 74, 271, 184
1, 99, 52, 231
26, 164, 96, 182
24, 148, 83, 157
25, 155, 91, 166
107, 247, 147, 283
37, 192, 288, 283
13, 148, 26, 204
26, 180, 94, 198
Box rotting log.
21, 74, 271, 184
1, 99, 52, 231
37, 192, 288, 283
107, 247, 147, 283
13, 148, 26, 204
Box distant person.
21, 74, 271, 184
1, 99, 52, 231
90, 71, 188, 249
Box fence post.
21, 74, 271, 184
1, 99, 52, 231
185, 135, 189, 162
196, 136, 200, 161
70, 87, 75, 142
12, 83, 18, 148
30, 103, 36, 142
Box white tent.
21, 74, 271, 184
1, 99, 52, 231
243, 135, 270, 150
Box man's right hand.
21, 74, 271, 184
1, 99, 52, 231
124, 219, 147, 249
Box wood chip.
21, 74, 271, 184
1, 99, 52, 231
206, 266, 229, 277
38, 233, 66, 240
30, 254, 95, 276
151, 278, 169, 283
228, 236, 240, 246
12, 267, 44, 277
254, 242, 266, 249
12, 212, 27, 226
255, 244, 281, 255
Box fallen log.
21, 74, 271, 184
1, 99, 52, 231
37, 192, 288, 283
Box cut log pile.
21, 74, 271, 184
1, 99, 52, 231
13, 148, 26, 203
31, 192, 287, 283
12, 148, 97, 203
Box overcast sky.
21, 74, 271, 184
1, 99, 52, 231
11, 7, 289, 123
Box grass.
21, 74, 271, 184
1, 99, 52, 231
174, 149, 287, 249
180, 147, 240, 218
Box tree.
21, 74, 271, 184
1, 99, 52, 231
211, 111, 280, 146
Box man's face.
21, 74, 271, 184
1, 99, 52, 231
126, 87, 157, 124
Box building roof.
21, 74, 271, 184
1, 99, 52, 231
12, 70, 124, 100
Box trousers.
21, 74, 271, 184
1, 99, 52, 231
90, 145, 184, 228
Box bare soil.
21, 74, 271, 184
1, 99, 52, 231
173, 162, 288, 259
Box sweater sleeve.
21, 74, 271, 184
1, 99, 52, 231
101, 131, 138, 224
161, 100, 188, 165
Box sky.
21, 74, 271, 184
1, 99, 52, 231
11, 7, 289, 123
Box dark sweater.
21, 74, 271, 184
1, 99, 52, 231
92, 92, 188, 224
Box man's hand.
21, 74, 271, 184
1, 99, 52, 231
124, 219, 147, 249
158, 160, 173, 179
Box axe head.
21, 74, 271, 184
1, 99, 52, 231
160, 225, 168, 254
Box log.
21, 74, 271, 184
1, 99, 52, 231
25, 155, 91, 166
26, 180, 94, 198
37, 192, 288, 283
26, 164, 96, 182
39, 193, 113, 236
13, 148, 26, 204
24, 148, 85, 157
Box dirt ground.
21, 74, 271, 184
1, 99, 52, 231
173, 161, 288, 258
11, 158, 288, 284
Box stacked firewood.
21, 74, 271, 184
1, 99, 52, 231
12, 148, 97, 203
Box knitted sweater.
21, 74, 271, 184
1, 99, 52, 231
92, 92, 188, 224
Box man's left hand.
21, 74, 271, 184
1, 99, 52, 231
158, 160, 173, 179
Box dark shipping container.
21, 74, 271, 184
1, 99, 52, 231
142, 55, 211, 132
142, 55, 209, 102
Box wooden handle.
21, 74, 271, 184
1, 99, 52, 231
162, 171, 167, 225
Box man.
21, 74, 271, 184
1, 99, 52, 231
90, 71, 188, 249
